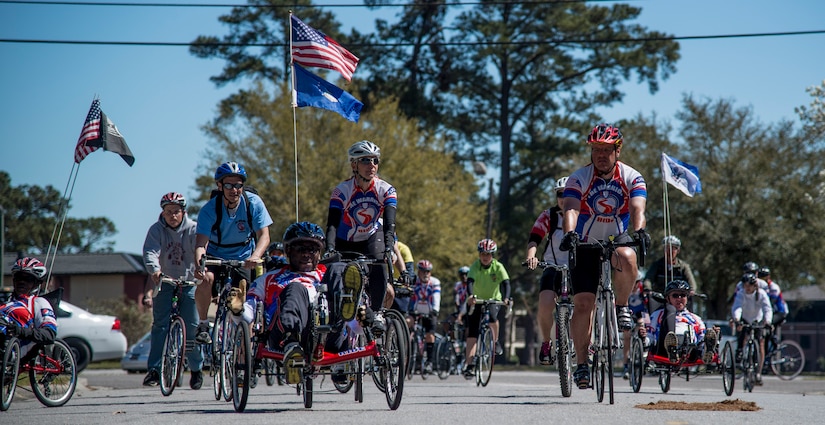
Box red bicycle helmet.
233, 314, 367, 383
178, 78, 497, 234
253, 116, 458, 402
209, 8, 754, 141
417, 260, 433, 271
160, 192, 186, 209
477, 238, 498, 253
587, 123, 623, 148
12, 257, 47, 282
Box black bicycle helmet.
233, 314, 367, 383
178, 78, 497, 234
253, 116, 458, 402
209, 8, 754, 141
665, 279, 690, 295
282, 222, 325, 249
757, 266, 770, 278
742, 261, 759, 273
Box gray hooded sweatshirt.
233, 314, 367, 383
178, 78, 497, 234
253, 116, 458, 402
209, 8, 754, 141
143, 213, 198, 281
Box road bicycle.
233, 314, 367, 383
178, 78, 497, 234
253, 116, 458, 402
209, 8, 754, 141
762, 326, 805, 380
524, 261, 574, 397
1, 317, 77, 411
575, 235, 644, 404
467, 298, 508, 387
156, 275, 200, 396
406, 311, 431, 380
199, 256, 248, 408
434, 317, 465, 380
736, 322, 764, 393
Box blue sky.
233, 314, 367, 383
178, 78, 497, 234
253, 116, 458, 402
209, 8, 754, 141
1, 0, 824, 255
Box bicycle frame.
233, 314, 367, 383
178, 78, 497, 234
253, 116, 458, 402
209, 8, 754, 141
157, 275, 198, 396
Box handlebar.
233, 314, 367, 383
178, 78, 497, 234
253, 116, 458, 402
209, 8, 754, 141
522, 261, 568, 272
159, 274, 200, 287
572, 235, 646, 268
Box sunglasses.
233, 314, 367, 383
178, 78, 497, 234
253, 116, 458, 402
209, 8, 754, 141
222, 182, 244, 190
292, 245, 321, 254
13, 276, 37, 285
670, 293, 688, 299
358, 157, 380, 165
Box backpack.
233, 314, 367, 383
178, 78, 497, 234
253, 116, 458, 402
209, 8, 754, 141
209, 185, 259, 248
541, 205, 562, 255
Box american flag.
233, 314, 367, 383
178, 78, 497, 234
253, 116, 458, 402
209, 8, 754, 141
291, 15, 359, 81
73, 99, 101, 163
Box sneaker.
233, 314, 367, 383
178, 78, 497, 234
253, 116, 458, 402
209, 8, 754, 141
371, 311, 385, 334
702, 328, 717, 364
495, 341, 503, 356
424, 361, 433, 374
574, 364, 590, 389
190, 370, 203, 390
622, 364, 629, 380
283, 342, 305, 385
755, 373, 763, 386
342, 264, 363, 321
539, 341, 553, 365
195, 322, 212, 345
143, 369, 160, 387
616, 306, 633, 331
226, 279, 247, 315
664, 332, 678, 362
463, 363, 475, 379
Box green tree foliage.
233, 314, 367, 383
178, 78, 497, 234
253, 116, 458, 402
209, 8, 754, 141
190, 84, 485, 303
0, 171, 117, 254
623, 95, 825, 318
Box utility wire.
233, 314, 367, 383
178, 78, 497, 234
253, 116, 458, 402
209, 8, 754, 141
1, 29, 823, 47
0, 0, 625, 8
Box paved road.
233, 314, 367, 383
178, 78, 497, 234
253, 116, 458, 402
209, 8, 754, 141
5, 369, 824, 424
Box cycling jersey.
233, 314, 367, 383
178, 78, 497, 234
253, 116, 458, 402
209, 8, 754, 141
329, 176, 397, 242
196, 192, 273, 260
243, 265, 327, 327
455, 281, 469, 315
732, 287, 772, 324
1, 294, 57, 352
468, 260, 510, 300
410, 276, 442, 315
564, 161, 646, 242
646, 307, 707, 347
529, 206, 567, 266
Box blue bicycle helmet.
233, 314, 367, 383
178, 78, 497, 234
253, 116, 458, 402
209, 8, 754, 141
214, 161, 247, 182
283, 222, 325, 249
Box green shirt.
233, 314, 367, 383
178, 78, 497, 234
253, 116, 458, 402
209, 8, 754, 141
468, 259, 510, 300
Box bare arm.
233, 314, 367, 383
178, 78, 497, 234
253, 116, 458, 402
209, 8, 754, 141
561, 197, 580, 234
629, 196, 647, 232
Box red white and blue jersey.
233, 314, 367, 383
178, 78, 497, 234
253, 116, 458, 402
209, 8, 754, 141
1, 294, 57, 348
329, 176, 397, 242
564, 161, 646, 242
410, 276, 441, 315
647, 307, 707, 346
529, 207, 567, 265
454, 281, 469, 314
245, 265, 326, 327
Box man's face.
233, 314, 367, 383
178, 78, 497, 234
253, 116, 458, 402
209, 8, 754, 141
418, 268, 431, 283
479, 252, 493, 266
459, 272, 468, 282
351, 156, 379, 180
668, 291, 688, 310
13, 274, 38, 297
287, 243, 321, 272
664, 244, 680, 261
744, 281, 758, 294
162, 204, 184, 227
218, 176, 244, 206
591, 144, 619, 175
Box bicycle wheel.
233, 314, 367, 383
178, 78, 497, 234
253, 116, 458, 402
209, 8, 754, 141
1, 338, 21, 411
605, 308, 615, 404
556, 306, 573, 398
30, 339, 77, 407
384, 309, 410, 365
211, 314, 224, 400
721, 341, 735, 396
418, 336, 428, 380
264, 359, 276, 386
435, 339, 455, 380
771, 339, 805, 380
160, 317, 186, 396
355, 334, 364, 403
302, 374, 313, 408
659, 370, 671, 393
232, 322, 251, 412
743, 339, 758, 393
406, 333, 417, 381
382, 315, 405, 410
221, 317, 234, 401
593, 307, 605, 402
629, 336, 644, 393
477, 327, 495, 387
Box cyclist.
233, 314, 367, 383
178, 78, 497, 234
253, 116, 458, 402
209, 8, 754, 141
408, 259, 442, 373
525, 175, 568, 366
141, 192, 204, 389
265, 241, 287, 271
325, 140, 397, 333
622, 271, 648, 379
463, 239, 511, 378
558, 123, 649, 389
239, 222, 352, 385
729, 261, 769, 302
643, 236, 698, 311
454, 266, 471, 324
390, 238, 415, 312
194, 161, 273, 345
758, 266, 789, 337
640, 280, 717, 364
0, 258, 57, 359
731, 272, 772, 385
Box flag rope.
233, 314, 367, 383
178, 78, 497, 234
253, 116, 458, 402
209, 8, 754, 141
289, 10, 299, 223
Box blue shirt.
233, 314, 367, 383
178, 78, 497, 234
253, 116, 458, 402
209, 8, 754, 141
196, 192, 273, 260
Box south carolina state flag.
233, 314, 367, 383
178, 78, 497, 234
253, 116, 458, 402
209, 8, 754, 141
661, 153, 701, 197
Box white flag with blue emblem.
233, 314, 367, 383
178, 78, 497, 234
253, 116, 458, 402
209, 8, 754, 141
661, 153, 701, 197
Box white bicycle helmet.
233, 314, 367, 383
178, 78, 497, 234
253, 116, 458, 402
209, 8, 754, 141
348, 140, 381, 162
662, 235, 681, 248
554, 176, 569, 193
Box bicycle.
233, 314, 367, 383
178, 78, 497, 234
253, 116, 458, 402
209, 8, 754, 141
467, 298, 508, 387
762, 325, 805, 380
574, 235, 645, 404
524, 261, 574, 397
1, 316, 78, 411
199, 255, 248, 409
406, 311, 431, 380
156, 274, 200, 396
736, 322, 764, 393
434, 317, 465, 380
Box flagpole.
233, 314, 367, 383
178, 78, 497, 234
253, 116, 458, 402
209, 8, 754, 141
43, 160, 81, 293
288, 11, 299, 223
661, 155, 673, 285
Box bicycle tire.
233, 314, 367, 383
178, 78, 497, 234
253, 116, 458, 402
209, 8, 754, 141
264, 359, 276, 386
743, 338, 756, 392
659, 370, 671, 393
383, 315, 405, 410
593, 304, 605, 402
384, 309, 410, 367
556, 306, 573, 397
629, 336, 644, 393
435, 339, 454, 380
406, 330, 418, 381
1, 338, 21, 411
478, 327, 495, 387
418, 333, 428, 380
355, 334, 364, 403
302, 374, 313, 408
771, 339, 805, 380
30, 339, 77, 407
721, 341, 735, 396
606, 304, 615, 405
221, 316, 234, 401
211, 312, 224, 400
160, 317, 186, 396
232, 321, 251, 412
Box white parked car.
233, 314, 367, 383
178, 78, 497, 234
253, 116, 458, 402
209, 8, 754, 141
55, 300, 128, 372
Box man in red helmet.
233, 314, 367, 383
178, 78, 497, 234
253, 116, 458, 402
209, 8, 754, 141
1, 257, 58, 358
559, 123, 649, 390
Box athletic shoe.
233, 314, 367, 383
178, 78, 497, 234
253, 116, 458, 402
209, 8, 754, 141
463, 363, 475, 379
195, 322, 212, 345
226, 279, 247, 315
283, 342, 305, 385
702, 328, 718, 364
664, 331, 678, 362
143, 369, 160, 387
539, 341, 553, 365
755, 373, 763, 386
616, 306, 633, 331
574, 364, 590, 389
495, 341, 503, 356
342, 264, 363, 321
622, 364, 629, 380
190, 370, 203, 390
